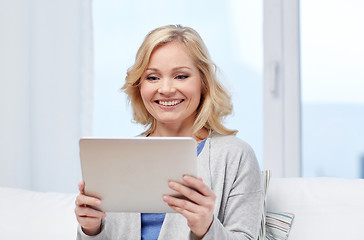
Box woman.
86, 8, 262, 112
75, 25, 263, 240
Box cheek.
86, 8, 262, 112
139, 85, 153, 113
185, 86, 202, 112
194, 93, 202, 108
139, 83, 151, 102
189, 81, 202, 103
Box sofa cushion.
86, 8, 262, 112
266, 178, 364, 240
265, 211, 294, 240
0, 187, 77, 240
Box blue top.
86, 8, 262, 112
141, 139, 206, 240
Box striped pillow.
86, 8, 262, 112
258, 170, 271, 240
265, 212, 295, 240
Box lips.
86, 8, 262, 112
155, 99, 184, 106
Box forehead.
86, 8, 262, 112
147, 41, 196, 69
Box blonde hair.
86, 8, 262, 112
122, 25, 237, 136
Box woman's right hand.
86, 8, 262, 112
75, 181, 106, 236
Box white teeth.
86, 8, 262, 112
158, 100, 182, 106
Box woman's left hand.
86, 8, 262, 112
163, 175, 216, 239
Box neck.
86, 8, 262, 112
150, 123, 192, 138
149, 123, 208, 144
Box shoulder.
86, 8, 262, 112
206, 132, 263, 193
207, 132, 260, 172
208, 132, 255, 156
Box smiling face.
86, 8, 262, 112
139, 41, 202, 132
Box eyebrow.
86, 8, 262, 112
145, 66, 192, 72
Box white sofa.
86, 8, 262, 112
266, 177, 364, 240
1, 177, 363, 240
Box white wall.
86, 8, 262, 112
0, 0, 32, 190
0, 0, 93, 192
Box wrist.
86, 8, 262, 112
194, 216, 214, 239
82, 224, 102, 236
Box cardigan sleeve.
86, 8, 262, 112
197, 135, 264, 240
77, 221, 106, 240
200, 192, 263, 240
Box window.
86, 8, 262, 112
264, 0, 364, 178
300, 0, 364, 178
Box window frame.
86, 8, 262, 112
263, 0, 301, 177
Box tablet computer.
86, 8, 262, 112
79, 137, 197, 213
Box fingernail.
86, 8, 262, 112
169, 182, 175, 188
163, 196, 169, 201
95, 200, 101, 205
183, 175, 191, 181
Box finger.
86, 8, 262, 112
75, 205, 106, 219
168, 205, 196, 220
182, 175, 214, 197
168, 181, 204, 205
78, 181, 85, 194
78, 216, 103, 230
76, 193, 102, 208
163, 195, 200, 213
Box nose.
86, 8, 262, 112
158, 78, 176, 95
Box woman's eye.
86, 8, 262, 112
176, 75, 189, 80
146, 76, 158, 81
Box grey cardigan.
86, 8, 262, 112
77, 133, 263, 240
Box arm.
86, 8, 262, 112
164, 136, 264, 239
164, 175, 262, 240
201, 141, 264, 240
200, 191, 263, 240
163, 176, 216, 238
